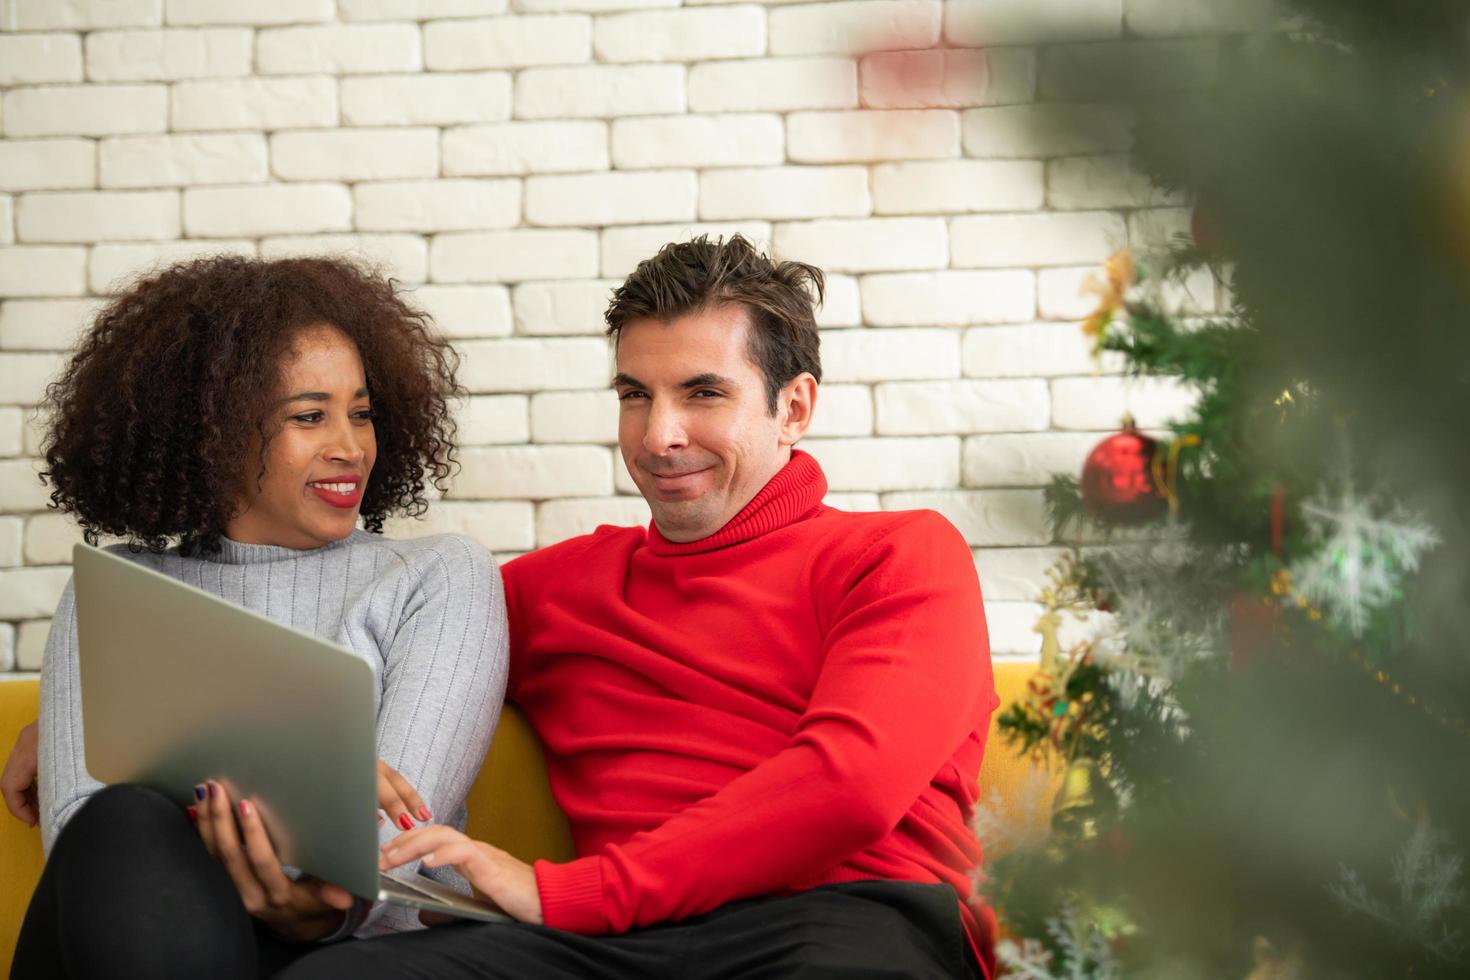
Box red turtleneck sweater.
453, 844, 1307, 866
501, 452, 998, 974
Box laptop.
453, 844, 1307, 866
72, 543, 509, 925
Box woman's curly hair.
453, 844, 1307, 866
41, 254, 462, 554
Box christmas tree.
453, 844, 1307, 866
980, 1, 1470, 976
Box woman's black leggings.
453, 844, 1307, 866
10, 783, 310, 980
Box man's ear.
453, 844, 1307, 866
776, 373, 818, 447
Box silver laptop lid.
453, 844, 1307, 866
73, 543, 381, 897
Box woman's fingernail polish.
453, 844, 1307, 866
206, 782, 215, 799
417, 806, 432, 822
193, 785, 206, 801
239, 800, 252, 817
397, 813, 414, 831
185, 806, 197, 823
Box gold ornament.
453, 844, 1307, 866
1050, 757, 1116, 843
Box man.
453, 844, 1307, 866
5, 236, 998, 978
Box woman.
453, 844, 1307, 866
7, 255, 508, 979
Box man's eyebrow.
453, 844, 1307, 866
279, 387, 369, 404
612, 373, 646, 388
681, 373, 735, 389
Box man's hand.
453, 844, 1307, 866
380, 825, 543, 925
377, 758, 431, 832
2, 721, 39, 827
193, 780, 356, 942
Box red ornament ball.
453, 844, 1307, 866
1080, 422, 1167, 525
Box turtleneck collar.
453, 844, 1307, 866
209, 528, 365, 565
645, 450, 828, 557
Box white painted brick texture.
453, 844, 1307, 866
0, 2, 1235, 669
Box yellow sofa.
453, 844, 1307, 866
0, 663, 1038, 973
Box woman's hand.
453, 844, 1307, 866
376, 759, 431, 832
192, 780, 356, 942
2, 721, 39, 827
380, 825, 543, 925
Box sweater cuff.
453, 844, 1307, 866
534, 856, 609, 934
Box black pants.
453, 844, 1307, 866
278, 880, 980, 980
10, 783, 309, 980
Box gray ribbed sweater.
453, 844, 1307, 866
37, 529, 509, 937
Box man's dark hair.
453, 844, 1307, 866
604, 235, 824, 413
41, 254, 462, 555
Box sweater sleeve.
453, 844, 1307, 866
533, 511, 996, 934
37, 576, 104, 853
357, 536, 510, 935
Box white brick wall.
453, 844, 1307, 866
0, 0, 1227, 670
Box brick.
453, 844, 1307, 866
17, 620, 50, 671
700, 167, 868, 221
962, 322, 1122, 378
981, 600, 1045, 656
805, 383, 872, 437
1155, 266, 1218, 316
183, 184, 352, 238
530, 390, 618, 443
823, 492, 880, 511
770, 1, 941, 56
405, 284, 513, 338
516, 0, 679, 11
514, 64, 684, 119
787, 109, 958, 163
171, 78, 337, 132
0, 140, 95, 193
339, 0, 510, 18
536, 497, 650, 547
883, 489, 1049, 546
15, 191, 178, 244
1127, 207, 1191, 250
9, 0, 161, 30
0, 517, 20, 565
876, 379, 1047, 435
614, 461, 637, 496
99, 134, 268, 188
1125, 0, 1281, 37
1048, 155, 1184, 210
0, 458, 49, 511
599, 222, 772, 277
258, 235, 429, 285
0, 409, 20, 457
962, 432, 1101, 487
945, 0, 1121, 46
0, 248, 87, 298
0, 624, 13, 671
342, 72, 512, 126
3, 85, 166, 138
85, 28, 252, 81
961, 103, 1135, 159
0, 34, 83, 86
355, 179, 521, 233
871, 159, 1042, 214
88, 239, 255, 295
802, 436, 958, 491
513, 280, 618, 336
861, 270, 1034, 326
455, 395, 529, 445
952, 211, 1128, 268
820, 328, 958, 382
0, 299, 104, 351
860, 47, 1035, 110
22, 513, 85, 566
425, 15, 590, 69
595, 7, 765, 63
612, 114, 783, 170
774, 217, 946, 273
1051, 376, 1198, 431
688, 57, 856, 113
815, 274, 860, 328
451, 445, 613, 499
271, 129, 438, 182
443, 121, 608, 176
0, 198, 10, 246
0, 567, 70, 620
456, 337, 610, 392
0, 353, 65, 406
383, 500, 534, 554
973, 546, 1069, 601
1037, 266, 1101, 320
22, 414, 47, 456
164, 0, 335, 26
1041, 40, 1218, 101
431, 230, 599, 283
258, 23, 421, 74
526, 171, 696, 227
